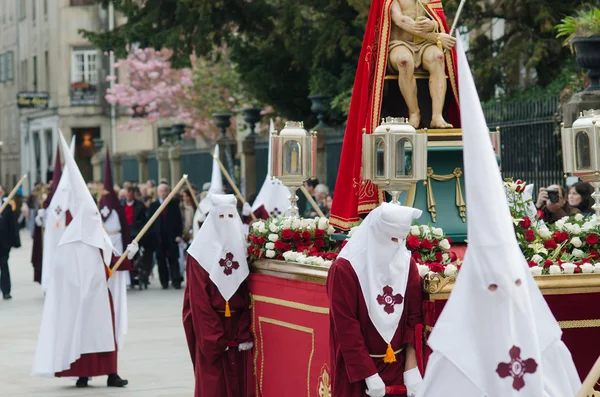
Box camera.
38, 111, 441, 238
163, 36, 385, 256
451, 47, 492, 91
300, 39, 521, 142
547, 190, 560, 204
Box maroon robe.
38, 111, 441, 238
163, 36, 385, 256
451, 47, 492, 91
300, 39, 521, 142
241, 204, 270, 225
56, 262, 117, 378
182, 255, 254, 397
326, 257, 423, 397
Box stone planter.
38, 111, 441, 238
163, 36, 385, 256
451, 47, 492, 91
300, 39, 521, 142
573, 36, 600, 91
308, 94, 329, 128
242, 107, 262, 136
213, 112, 232, 137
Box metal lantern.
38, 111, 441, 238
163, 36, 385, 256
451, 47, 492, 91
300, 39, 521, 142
561, 109, 600, 214
362, 117, 428, 203
271, 121, 317, 216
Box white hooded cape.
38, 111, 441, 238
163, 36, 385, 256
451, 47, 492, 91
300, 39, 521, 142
187, 194, 248, 302
419, 36, 580, 397
32, 131, 118, 377
193, 144, 225, 238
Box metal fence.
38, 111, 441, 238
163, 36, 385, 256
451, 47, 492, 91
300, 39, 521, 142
483, 96, 563, 192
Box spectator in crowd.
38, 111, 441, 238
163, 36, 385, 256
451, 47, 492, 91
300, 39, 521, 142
0, 185, 21, 300
568, 181, 594, 216
536, 185, 576, 223
180, 190, 197, 243
325, 194, 333, 217
148, 184, 184, 289
303, 178, 319, 218
142, 195, 153, 209
305, 184, 330, 218
122, 187, 151, 288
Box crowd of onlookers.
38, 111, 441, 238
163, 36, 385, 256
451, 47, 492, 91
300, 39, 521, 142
302, 178, 334, 218
536, 181, 594, 223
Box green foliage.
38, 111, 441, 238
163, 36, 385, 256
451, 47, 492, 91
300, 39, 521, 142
556, 6, 600, 43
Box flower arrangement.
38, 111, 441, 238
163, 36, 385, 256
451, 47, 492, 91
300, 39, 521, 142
406, 224, 458, 278
506, 178, 600, 275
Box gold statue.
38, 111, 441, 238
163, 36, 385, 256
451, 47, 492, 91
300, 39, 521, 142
388, 0, 458, 128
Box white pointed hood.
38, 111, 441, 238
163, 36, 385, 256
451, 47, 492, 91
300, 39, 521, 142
199, 144, 225, 214
188, 194, 248, 302
424, 36, 562, 396
57, 131, 116, 266
338, 203, 422, 345
252, 119, 291, 218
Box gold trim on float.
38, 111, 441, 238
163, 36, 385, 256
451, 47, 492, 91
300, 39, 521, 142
428, 141, 463, 147
251, 295, 259, 397
559, 319, 600, 329
251, 260, 329, 284
252, 294, 329, 315
258, 316, 315, 397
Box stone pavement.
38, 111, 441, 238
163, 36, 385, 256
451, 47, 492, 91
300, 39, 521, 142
0, 231, 195, 396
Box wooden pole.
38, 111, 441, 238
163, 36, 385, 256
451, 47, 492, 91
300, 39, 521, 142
184, 178, 200, 208
576, 356, 600, 397
300, 185, 326, 218
111, 175, 188, 274
0, 174, 27, 216
212, 152, 257, 221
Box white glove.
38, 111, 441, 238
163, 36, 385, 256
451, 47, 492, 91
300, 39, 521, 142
365, 374, 385, 397
403, 367, 423, 397
238, 341, 253, 351
242, 202, 252, 217
35, 209, 45, 227
126, 241, 139, 260
197, 211, 207, 223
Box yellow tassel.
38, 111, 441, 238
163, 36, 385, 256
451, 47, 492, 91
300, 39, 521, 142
225, 301, 231, 317
106, 266, 113, 279
383, 343, 396, 363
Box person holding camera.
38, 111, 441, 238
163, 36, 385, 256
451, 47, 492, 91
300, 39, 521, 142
536, 185, 576, 223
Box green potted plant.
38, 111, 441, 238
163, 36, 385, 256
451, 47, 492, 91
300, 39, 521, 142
556, 7, 600, 91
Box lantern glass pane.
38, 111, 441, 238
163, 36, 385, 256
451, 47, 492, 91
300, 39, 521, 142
375, 138, 385, 177
284, 140, 302, 175
575, 130, 591, 169
395, 138, 413, 177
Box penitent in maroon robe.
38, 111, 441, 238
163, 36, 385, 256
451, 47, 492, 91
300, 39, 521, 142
55, 262, 117, 378
326, 257, 423, 397
182, 255, 254, 397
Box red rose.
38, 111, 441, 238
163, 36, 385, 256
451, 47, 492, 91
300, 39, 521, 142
293, 232, 302, 241
296, 243, 306, 253
281, 229, 293, 240
553, 231, 568, 243
527, 261, 537, 268
520, 217, 532, 229
411, 252, 423, 262
314, 229, 325, 239
308, 247, 319, 256
420, 239, 433, 250
587, 234, 599, 246
406, 235, 420, 251
302, 230, 312, 240
450, 252, 458, 262
591, 249, 599, 259
254, 247, 262, 257
325, 252, 338, 260
429, 262, 444, 273
314, 239, 325, 249
258, 236, 267, 245
247, 246, 254, 255
435, 252, 444, 262
544, 240, 558, 250
536, 210, 545, 220
284, 243, 293, 251
543, 260, 553, 269
274, 240, 285, 251
524, 229, 536, 242
582, 256, 592, 263
432, 239, 439, 248
446, 238, 453, 245
575, 265, 582, 274
276, 254, 284, 260
252, 235, 260, 245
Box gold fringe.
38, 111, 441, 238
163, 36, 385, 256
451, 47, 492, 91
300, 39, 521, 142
426, 167, 466, 223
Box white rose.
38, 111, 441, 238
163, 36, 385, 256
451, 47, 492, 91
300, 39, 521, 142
538, 228, 552, 240
530, 266, 542, 276
252, 221, 263, 231
444, 264, 458, 276
409, 226, 421, 236
323, 260, 333, 267
442, 253, 449, 262
583, 222, 593, 232
439, 239, 451, 250
571, 224, 582, 235
420, 225, 431, 236
595, 263, 600, 273
581, 263, 595, 274
327, 226, 335, 235
282, 251, 297, 262
531, 254, 543, 264
572, 248, 585, 258
258, 224, 268, 234
315, 257, 326, 266
318, 217, 329, 230
575, 213, 584, 222
265, 242, 275, 250
269, 223, 279, 233
268, 233, 279, 242
281, 219, 292, 230
549, 265, 562, 275
292, 218, 302, 230
265, 249, 276, 258
296, 254, 307, 264
417, 264, 431, 278
570, 237, 583, 248
555, 219, 566, 231
561, 263, 576, 274
432, 227, 444, 239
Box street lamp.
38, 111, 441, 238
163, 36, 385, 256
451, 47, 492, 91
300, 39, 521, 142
270, 121, 317, 217
561, 109, 600, 215
362, 117, 428, 204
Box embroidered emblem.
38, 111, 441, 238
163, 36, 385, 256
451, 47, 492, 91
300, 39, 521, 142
100, 206, 110, 218
496, 346, 538, 391
54, 206, 62, 216
376, 285, 403, 314
219, 252, 240, 276
270, 208, 282, 217
317, 364, 331, 397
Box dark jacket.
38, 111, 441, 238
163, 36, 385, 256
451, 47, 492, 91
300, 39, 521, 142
121, 199, 148, 239
0, 199, 21, 251
148, 198, 183, 257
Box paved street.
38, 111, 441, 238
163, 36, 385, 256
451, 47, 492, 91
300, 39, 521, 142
0, 231, 195, 396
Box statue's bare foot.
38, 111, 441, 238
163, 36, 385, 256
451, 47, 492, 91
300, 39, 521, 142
430, 115, 453, 129
408, 112, 421, 128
